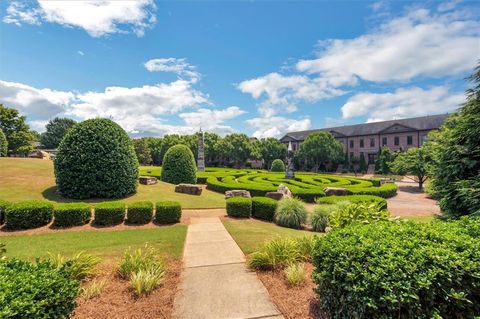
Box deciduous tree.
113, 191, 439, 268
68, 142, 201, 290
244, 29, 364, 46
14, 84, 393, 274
40, 117, 77, 149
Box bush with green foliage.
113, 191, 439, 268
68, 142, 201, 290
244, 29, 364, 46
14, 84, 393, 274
40, 117, 77, 149
251, 197, 277, 221
54, 118, 139, 199
359, 153, 367, 173
270, 159, 285, 172
274, 198, 307, 229
0, 258, 80, 318
5, 200, 54, 229
375, 146, 394, 174
160, 144, 197, 184
133, 138, 152, 165
127, 201, 153, 224
328, 202, 389, 229
226, 197, 252, 218
0, 127, 7, 156
0, 199, 10, 224
53, 202, 91, 227
313, 218, 480, 318
94, 201, 125, 226
315, 195, 387, 210
155, 201, 182, 224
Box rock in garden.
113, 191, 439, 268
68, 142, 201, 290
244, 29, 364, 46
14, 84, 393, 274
266, 191, 284, 200
323, 187, 349, 196
225, 190, 251, 199
277, 184, 292, 198
139, 176, 158, 185
175, 184, 203, 195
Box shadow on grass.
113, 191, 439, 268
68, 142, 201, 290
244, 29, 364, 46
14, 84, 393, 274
41, 186, 135, 204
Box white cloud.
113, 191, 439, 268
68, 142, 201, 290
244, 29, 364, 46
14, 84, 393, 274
341, 86, 464, 122
246, 116, 311, 138
144, 58, 200, 83
3, 0, 157, 37
179, 106, 246, 134
77, 50, 85, 56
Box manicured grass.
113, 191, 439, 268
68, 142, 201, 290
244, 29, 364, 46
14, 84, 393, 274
222, 218, 317, 254
0, 158, 225, 208
0, 225, 187, 261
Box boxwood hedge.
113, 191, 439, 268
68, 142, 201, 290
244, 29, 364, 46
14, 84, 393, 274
160, 144, 197, 185
127, 201, 153, 224
53, 202, 91, 228
0, 199, 10, 224
251, 197, 277, 221
5, 200, 54, 229
54, 118, 139, 199
316, 195, 387, 210
313, 218, 480, 319
226, 197, 252, 218
94, 201, 125, 226
155, 201, 181, 224
0, 258, 80, 318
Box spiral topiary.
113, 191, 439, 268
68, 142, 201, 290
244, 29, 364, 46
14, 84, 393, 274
270, 159, 285, 172
160, 144, 197, 184
0, 128, 7, 156
54, 118, 139, 199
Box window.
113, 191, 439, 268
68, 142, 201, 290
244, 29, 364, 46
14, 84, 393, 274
349, 140, 354, 148
394, 136, 400, 146
370, 138, 375, 147
360, 139, 364, 147
292, 143, 297, 151
382, 137, 387, 146
407, 135, 413, 145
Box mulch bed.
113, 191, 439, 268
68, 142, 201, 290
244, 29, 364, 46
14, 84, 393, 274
73, 259, 182, 319
256, 263, 327, 319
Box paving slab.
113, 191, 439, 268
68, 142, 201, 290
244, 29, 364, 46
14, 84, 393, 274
183, 240, 245, 268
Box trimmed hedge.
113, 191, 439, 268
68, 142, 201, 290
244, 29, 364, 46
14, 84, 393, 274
160, 144, 197, 184
155, 201, 181, 224
0, 199, 10, 224
226, 197, 252, 218
127, 201, 153, 224
0, 258, 80, 318
53, 202, 91, 228
348, 183, 397, 198
5, 200, 54, 229
316, 195, 387, 210
94, 201, 125, 226
313, 219, 480, 318
251, 197, 277, 221
270, 159, 285, 172
54, 118, 139, 199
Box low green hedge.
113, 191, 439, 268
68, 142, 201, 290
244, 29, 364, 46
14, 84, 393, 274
251, 197, 277, 221
226, 197, 252, 218
0, 258, 80, 318
5, 200, 54, 229
155, 201, 181, 224
348, 183, 397, 198
313, 218, 480, 318
316, 195, 387, 210
53, 202, 91, 228
0, 199, 10, 224
127, 201, 153, 224
94, 201, 125, 226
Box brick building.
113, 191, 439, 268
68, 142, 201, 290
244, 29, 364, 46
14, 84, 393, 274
279, 114, 448, 165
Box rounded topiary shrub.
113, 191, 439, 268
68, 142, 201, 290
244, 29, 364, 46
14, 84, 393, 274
0, 199, 10, 224
53, 203, 91, 228
0, 258, 80, 318
270, 159, 285, 172
160, 144, 197, 185
252, 197, 277, 221
127, 201, 153, 224
94, 201, 125, 226
226, 197, 252, 218
155, 201, 181, 224
54, 118, 139, 199
274, 198, 307, 229
5, 200, 54, 229
0, 128, 7, 157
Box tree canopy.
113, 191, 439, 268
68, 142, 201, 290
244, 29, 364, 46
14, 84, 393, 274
133, 138, 153, 165
297, 132, 344, 171
390, 147, 430, 189
40, 117, 77, 149
0, 104, 33, 155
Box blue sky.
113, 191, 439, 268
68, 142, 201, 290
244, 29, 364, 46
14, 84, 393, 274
0, 0, 479, 138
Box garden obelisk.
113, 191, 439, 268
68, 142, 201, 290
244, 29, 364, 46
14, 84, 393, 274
197, 129, 205, 172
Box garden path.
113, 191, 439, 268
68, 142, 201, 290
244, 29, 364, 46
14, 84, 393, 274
387, 181, 441, 217
173, 216, 283, 319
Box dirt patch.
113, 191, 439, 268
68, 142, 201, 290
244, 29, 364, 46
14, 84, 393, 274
256, 263, 326, 319
387, 183, 440, 217
73, 259, 182, 319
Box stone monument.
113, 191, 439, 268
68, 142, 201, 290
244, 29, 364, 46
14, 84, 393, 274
197, 129, 205, 172
285, 141, 295, 179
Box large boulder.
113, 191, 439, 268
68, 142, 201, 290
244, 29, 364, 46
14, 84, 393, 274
225, 190, 251, 199
323, 187, 349, 196
139, 176, 158, 185
175, 184, 202, 195
277, 184, 292, 198
266, 191, 284, 201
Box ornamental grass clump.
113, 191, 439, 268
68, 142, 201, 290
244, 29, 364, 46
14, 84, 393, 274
274, 197, 308, 229
80, 279, 107, 300
284, 263, 307, 286
48, 251, 101, 281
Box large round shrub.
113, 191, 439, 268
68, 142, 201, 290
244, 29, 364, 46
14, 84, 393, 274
313, 219, 480, 318
0, 258, 80, 318
274, 198, 307, 229
0, 128, 7, 156
270, 159, 285, 172
5, 200, 54, 229
160, 144, 197, 185
54, 118, 139, 199
226, 197, 252, 218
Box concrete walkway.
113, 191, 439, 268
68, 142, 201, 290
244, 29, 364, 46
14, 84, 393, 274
173, 217, 283, 319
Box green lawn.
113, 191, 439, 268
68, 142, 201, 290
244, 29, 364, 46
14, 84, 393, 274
0, 225, 187, 261
0, 158, 225, 208
222, 218, 318, 254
